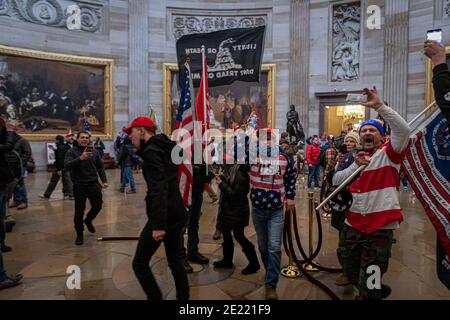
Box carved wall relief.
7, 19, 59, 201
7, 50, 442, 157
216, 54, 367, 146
171, 13, 267, 40
331, 2, 361, 82
0, 0, 103, 33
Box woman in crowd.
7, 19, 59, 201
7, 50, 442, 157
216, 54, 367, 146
213, 162, 260, 275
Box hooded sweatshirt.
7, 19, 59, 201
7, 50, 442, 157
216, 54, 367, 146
139, 134, 187, 231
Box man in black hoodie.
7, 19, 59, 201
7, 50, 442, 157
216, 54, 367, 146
64, 131, 108, 245
40, 135, 73, 199
124, 117, 189, 300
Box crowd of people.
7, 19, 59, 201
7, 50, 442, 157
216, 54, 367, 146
0, 40, 448, 300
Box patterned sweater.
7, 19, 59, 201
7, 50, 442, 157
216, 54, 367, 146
250, 150, 297, 210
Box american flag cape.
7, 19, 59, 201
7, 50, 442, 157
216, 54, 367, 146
83, 119, 92, 135
402, 107, 450, 258
174, 63, 194, 207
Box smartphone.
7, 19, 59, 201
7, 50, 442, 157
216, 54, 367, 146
85, 146, 93, 153
346, 93, 367, 103
427, 29, 443, 45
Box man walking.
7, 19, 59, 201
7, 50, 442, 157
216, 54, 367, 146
250, 129, 297, 300
8, 128, 32, 210
125, 117, 189, 300
40, 135, 73, 199
64, 131, 108, 245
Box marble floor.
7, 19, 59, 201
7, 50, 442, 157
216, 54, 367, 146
0, 169, 449, 300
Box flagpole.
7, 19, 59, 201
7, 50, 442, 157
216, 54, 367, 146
315, 101, 437, 212
201, 45, 208, 173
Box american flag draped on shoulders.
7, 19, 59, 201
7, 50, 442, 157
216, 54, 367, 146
402, 107, 450, 259
173, 62, 194, 207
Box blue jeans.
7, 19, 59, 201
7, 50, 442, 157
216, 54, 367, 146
180, 191, 203, 258
0, 186, 7, 280
308, 165, 321, 188
252, 206, 285, 288
120, 166, 136, 191
13, 167, 28, 204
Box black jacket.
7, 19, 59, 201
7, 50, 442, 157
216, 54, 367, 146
10, 132, 32, 166
0, 131, 15, 186
432, 63, 450, 124
139, 134, 187, 232
64, 142, 107, 184
192, 164, 214, 194
54, 143, 71, 171
218, 165, 250, 228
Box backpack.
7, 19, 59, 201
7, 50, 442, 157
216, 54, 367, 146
318, 148, 327, 168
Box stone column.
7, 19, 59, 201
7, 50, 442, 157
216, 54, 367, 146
128, 0, 149, 120
289, 0, 310, 134
383, 0, 409, 118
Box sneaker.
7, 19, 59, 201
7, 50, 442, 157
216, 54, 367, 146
38, 194, 50, 199
8, 202, 19, 209
265, 287, 279, 300
0, 274, 23, 290
213, 229, 222, 240
75, 235, 84, 246
16, 203, 28, 210
84, 220, 96, 234
1, 244, 12, 253
129, 190, 137, 194
184, 260, 193, 274
335, 273, 351, 286
188, 252, 210, 265
241, 263, 260, 275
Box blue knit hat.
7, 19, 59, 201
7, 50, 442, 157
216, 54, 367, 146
359, 120, 385, 136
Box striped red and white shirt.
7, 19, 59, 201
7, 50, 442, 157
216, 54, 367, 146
333, 105, 411, 234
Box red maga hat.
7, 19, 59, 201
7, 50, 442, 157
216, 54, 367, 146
123, 117, 156, 135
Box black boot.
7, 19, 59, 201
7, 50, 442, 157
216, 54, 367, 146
213, 243, 234, 269
75, 233, 84, 246
241, 245, 260, 275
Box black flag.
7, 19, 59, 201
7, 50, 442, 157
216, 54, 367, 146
176, 26, 266, 88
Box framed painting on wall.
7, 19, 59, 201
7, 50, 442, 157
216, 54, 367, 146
163, 63, 276, 135
0, 45, 114, 140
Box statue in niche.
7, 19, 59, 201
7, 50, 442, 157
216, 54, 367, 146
331, 3, 361, 82
286, 105, 304, 144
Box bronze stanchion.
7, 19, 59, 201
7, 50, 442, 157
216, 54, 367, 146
304, 192, 319, 272
281, 208, 302, 278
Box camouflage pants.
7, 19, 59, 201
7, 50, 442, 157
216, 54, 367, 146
337, 224, 393, 300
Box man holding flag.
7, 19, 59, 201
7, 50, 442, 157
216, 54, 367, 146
421, 40, 450, 290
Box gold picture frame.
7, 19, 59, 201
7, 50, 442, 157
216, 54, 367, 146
0, 45, 114, 140
426, 45, 450, 106
163, 63, 276, 135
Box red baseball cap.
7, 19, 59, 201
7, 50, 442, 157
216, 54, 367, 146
123, 117, 156, 135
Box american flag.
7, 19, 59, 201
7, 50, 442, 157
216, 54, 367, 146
83, 118, 92, 135
402, 107, 450, 259
174, 62, 194, 207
